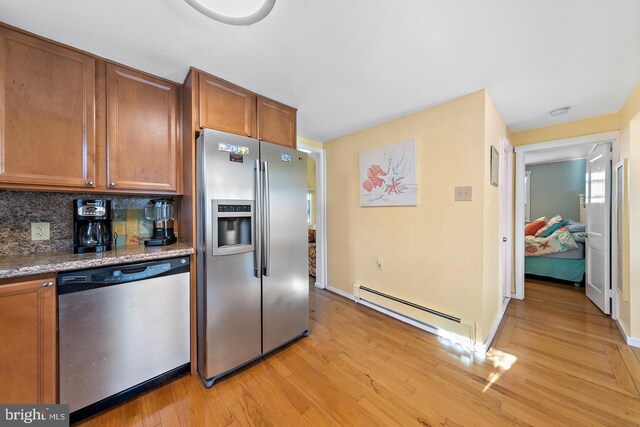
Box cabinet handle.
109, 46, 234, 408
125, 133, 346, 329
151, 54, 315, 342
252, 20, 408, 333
247, 133, 252, 138
85, 181, 94, 186
109, 182, 116, 187
42, 281, 53, 287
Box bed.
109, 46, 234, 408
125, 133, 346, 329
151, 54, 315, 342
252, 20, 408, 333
524, 215, 586, 283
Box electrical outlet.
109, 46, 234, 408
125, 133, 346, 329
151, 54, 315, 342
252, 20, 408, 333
31, 222, 50, 241
454, 186, 472, 201
376, 257, 383, 271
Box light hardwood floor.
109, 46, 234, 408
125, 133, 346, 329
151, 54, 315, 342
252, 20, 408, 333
78, 277, 640, 426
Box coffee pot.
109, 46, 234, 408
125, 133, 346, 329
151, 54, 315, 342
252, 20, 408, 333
73, 199, 112, 253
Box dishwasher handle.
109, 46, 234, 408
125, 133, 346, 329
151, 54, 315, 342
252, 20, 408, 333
120, 265, 149, 275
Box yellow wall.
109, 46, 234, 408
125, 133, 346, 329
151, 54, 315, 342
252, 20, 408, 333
618, 83, 640, 339
297, 136, 322, 228
620, 83, 640, 125
307, 156, 316, 190
297, 136, 324, 149
511, 113, 620, 146
326, 90, 504, 343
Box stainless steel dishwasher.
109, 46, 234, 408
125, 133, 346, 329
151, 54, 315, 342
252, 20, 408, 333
57, 256, 190, 423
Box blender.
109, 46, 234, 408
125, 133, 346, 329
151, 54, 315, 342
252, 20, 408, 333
144, 198, 177, 246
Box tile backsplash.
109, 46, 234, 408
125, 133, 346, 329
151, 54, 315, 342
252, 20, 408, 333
112, 208, 155, 248
0, 190, 159, 256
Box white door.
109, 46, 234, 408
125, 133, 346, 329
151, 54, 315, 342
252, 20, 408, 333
585, 143, 611, 314
500, 138, 513, 304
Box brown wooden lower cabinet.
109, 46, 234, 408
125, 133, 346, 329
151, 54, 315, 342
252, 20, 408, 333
0, 276, 57, 404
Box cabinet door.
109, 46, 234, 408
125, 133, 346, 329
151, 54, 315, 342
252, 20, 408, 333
198, 73, 256, 138
106, 64, 179, 192
257, 97, 297, 148
0, 277, 56, 404
0, 27, 96, 189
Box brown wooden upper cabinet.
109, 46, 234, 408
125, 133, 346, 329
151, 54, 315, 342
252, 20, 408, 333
106, 64, 180, 192
0, 276, 57, 404
257, 96, 297, 148
195, 70, 297, 148
0, 26, 96, 189
198, 73, 256, 139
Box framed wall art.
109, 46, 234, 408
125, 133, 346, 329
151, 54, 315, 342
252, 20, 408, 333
490, 145, 499, 187
359, 138, 417, 206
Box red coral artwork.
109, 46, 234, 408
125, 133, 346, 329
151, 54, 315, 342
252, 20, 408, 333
362, 164, 387, 192
525, 246, 538, 254
359, 139, 417, 206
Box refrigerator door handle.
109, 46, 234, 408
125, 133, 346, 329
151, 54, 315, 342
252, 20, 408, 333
254, 159, 262, 278
263, 160, 271, 277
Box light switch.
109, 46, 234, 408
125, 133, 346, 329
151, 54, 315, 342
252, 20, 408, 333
454, 186, 472, 201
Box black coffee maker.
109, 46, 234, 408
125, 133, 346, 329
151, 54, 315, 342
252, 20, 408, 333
144, 198, 177, 246
73, 199, 112, 254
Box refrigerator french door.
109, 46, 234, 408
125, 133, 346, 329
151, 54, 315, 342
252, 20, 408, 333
196, 129, 309, 386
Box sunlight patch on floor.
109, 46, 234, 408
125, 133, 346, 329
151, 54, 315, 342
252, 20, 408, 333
482, 349, 517, 393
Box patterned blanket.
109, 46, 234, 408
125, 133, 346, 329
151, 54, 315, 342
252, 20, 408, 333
525, 227, 578, 257
309, 243, 316, 277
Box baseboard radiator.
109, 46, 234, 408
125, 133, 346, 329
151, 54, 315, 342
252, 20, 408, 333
353, 283, 477, 350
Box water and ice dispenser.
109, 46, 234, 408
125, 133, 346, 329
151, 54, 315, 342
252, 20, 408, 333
211, 200, 254, 255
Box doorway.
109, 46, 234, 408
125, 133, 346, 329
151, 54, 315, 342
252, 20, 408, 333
297, 142, 327, 289
514, 132, 619, 316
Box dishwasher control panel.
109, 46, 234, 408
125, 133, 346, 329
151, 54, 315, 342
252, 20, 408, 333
57, 257, 190, 293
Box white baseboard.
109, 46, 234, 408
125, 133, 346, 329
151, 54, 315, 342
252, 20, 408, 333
477, 301, 509, 354
358, 298, 440, 335
616, 319, 640, 348
324, 285, 355, 301
314, 281, 326, 290
323, 285, 484, 356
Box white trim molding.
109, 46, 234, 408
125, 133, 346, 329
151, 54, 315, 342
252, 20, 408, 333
480, 300, 510, 354
324, 285, 355, 301
298, 142, 328, 290
524, 170, 531, 223
616, 319, 640, 348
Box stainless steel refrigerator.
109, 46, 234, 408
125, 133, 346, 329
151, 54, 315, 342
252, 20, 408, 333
196, 128, 309, 387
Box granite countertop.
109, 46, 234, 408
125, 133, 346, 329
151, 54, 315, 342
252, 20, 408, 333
0, 243, 195, 280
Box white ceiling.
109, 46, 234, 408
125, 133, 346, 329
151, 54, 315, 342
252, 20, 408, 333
1, 0, 639, 142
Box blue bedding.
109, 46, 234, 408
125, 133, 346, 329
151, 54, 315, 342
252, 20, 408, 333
525, 256, 585, 282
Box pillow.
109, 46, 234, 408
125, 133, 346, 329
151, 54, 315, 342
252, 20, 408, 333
524, 217, 547, 236
535, 214, 564, 236
564, 218, 586, 233
571, 231, 586, 243
538, 221, 566, 237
